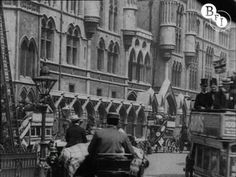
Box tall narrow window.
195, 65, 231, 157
128, 49, 136, 81
189, 43, 199, 90
112, 43, 119, 74
66, 27, 73, 64
113, 0, 118, 32
41, 17, 54, 60
20, 40, 28, 76
66, 25, 81, 65
109, 0, 113, 31
205, 46, 213, 79
26, 42, 35, 77
20, 39, 36, 78
175, 5, 183, 53
107, 41, 114, 73
97, 38, 105, 71
136, 51, 143, 81
144, 53, 151, 83
99, 0, 104, 27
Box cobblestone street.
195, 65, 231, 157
144, 152, 187, 177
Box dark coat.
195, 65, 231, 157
88, 127, 135, 155
209, 91, 226, 109
194, 92, 212, 110
65, 124, 87, 147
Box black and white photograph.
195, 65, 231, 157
0, 0, 236, 177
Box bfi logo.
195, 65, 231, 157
201, 3, 231, 31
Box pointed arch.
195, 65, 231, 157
47, 17, 56, 29
19, 37, 29, 76
135, 107, 145, 138
74, 25, 81, 37
27, 88, 36, 103
41, 16, 54, 60
126, 105, 136, 135
97, 38, 106, 71
144, 53, 151, 83
117, 103, 127, 129
137, 51, 144, 81
128, 48, 136, 81
135, 39, 140, 46
96, 102, 107, 126
19, 87, 27, 102
127, 90, 137, 101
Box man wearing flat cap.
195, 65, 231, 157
65, 115, 87, 147
194, 78, 212, 110
88, 112, 134, 155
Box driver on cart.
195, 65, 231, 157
76, 112, 135, 177
88, 112, 135, 156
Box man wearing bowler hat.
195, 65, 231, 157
88, 112, 134, 156
194, 78, 212, 110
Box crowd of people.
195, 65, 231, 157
194, 77, 236, 110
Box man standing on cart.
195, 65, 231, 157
194, 78, 212, 110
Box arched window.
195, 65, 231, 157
27, 42, 36, 77
136, 51, 143, 81
41, 17, 55, 60
136, 109, 145, 138
20, 39, 28, 76
113, 0, 118, 32
66, 25, 81, 65
205, 46, 213, 79
19, 88, 27, 102
196, 19, 200, 35
20, 38, 36, 78
109, 0, 113, 31
27, 89, 35, 103
144, 53, 151, 83
113, 43, 119, 73
175, 5, 183, 53
128, 49, 136, 81
190, 43, 199, 90
99, 0, 104, 27
107, 41, 114, 73
97, 38, 105, 71
108, 0, 118, 32
172, 61, 181, 87
127, 107, 135, 136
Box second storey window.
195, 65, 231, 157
97, 38, 105, 71
66, 25, 81, 65
20, 38, 36, 78
41, 17, 55, 60
175, 5, 183, 53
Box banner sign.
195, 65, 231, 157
213, 58, 226, 74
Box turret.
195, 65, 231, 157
123, 0, 138, 50
84, 0, 100, 39
184, 0, 197, 67
159, 0, 178, 60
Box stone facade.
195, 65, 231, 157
2, 0, 236, 140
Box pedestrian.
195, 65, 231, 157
209, 78, 226, 109
194, 78, 212, 110
65, 115, 87, 148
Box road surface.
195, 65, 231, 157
144, 152, 187, 177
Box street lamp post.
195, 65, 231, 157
33, 64, 57, 177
